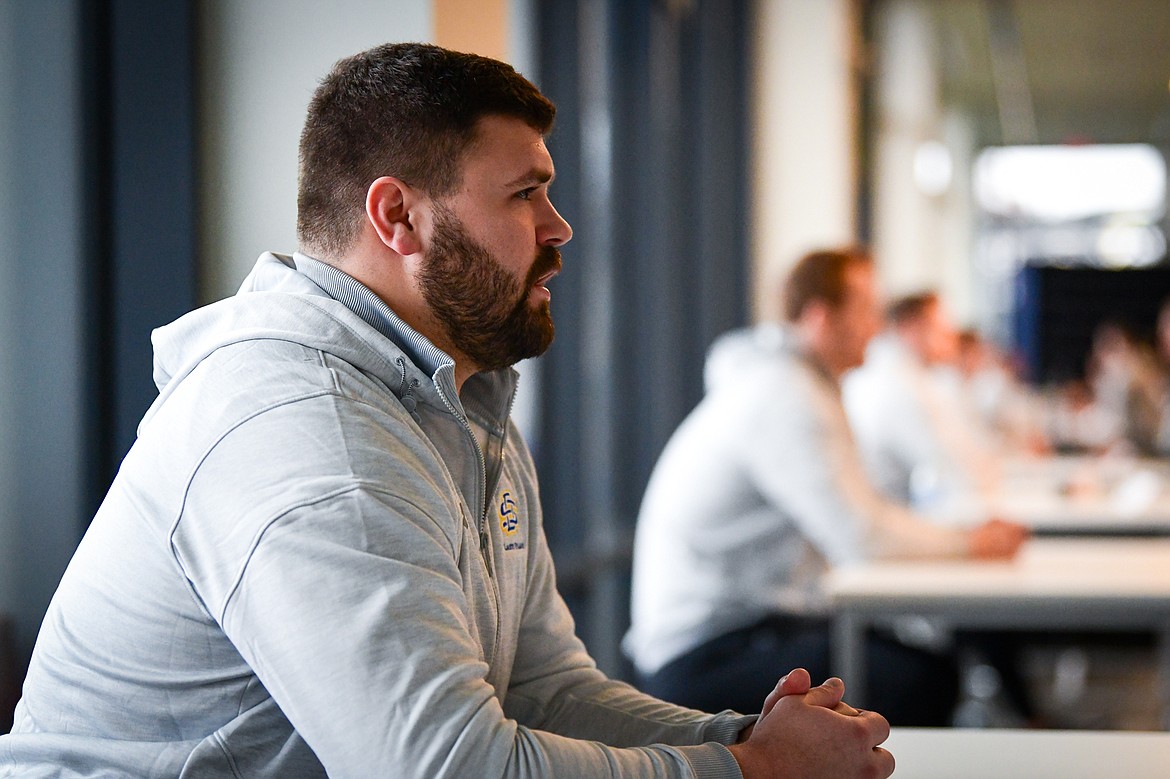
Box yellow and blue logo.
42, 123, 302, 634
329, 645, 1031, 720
498, 490, 519, 536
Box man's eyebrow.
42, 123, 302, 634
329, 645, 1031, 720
504, 168, 555, 188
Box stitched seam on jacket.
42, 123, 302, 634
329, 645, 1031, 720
217, 483, 456, 623
213, 730, 244, 779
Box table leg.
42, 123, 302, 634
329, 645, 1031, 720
833, 611, 867, 708
1160, 624, 1170, 731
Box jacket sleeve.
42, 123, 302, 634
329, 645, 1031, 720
844, 353, 996, 517
501, 514, 755, 760
175, 404, 748, 779
738, 367, 969, 565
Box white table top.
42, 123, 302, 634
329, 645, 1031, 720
827, 538, 1170, 726
884, 727, 1170, 779
827, 537, 1170, 607
992, 454, 1170, 534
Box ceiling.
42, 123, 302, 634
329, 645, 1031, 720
912, 0, 1170, 147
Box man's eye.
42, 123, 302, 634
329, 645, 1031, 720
517, 187, 536, 201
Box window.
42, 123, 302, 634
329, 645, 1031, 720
974, 144, 1167, 268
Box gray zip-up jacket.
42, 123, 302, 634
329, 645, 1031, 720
2, 253, 751, 778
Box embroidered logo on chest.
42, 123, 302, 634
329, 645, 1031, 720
498, 490, 519, 536
498, 488, 526, 549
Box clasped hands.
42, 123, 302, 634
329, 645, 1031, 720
728, 668, 893, 779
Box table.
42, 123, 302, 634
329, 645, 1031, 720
993, 454, 1170, 535
883, 727, 1170, 778
827, 538, 1170, 727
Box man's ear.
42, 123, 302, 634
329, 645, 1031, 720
800, 299, 831, 333
366, 176, 423, 256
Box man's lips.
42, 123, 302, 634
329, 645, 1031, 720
533, 267, 560, 288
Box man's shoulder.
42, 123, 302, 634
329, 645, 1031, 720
144, 335, 453, 500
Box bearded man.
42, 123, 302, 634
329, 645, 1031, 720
2, 43, 891, 779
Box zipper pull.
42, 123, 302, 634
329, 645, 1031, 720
480, 529, 495, 578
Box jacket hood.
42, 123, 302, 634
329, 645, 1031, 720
702, 323, 791, 393
144, 253, 454, 431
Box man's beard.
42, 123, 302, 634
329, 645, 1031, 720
418, 204, 560, 373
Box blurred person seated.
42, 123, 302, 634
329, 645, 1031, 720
1087, 319, 1163, 455
843, 291, 1000, 519
624, 248, 1027, 726
954, 329, 1050, 456
1155, 299, 1170, 455
1046, 378, 1118, 454
1050, 319, 1165, 456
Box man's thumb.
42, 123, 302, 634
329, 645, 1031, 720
760, 668, 812, 719
802, 676, 846, 710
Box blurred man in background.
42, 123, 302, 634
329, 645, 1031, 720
626, 248, 1026, 726
844, 291, 1000, 519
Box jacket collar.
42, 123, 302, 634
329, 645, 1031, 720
289, 252, 520, 432
150, 252, 518, 433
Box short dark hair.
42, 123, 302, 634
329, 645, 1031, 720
886, 291, 939, 326
783, 247, 872, 322
297, 42, 556, 258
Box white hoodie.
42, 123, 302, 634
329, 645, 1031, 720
626, 325, 968, 675
2, 253, 750, 779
